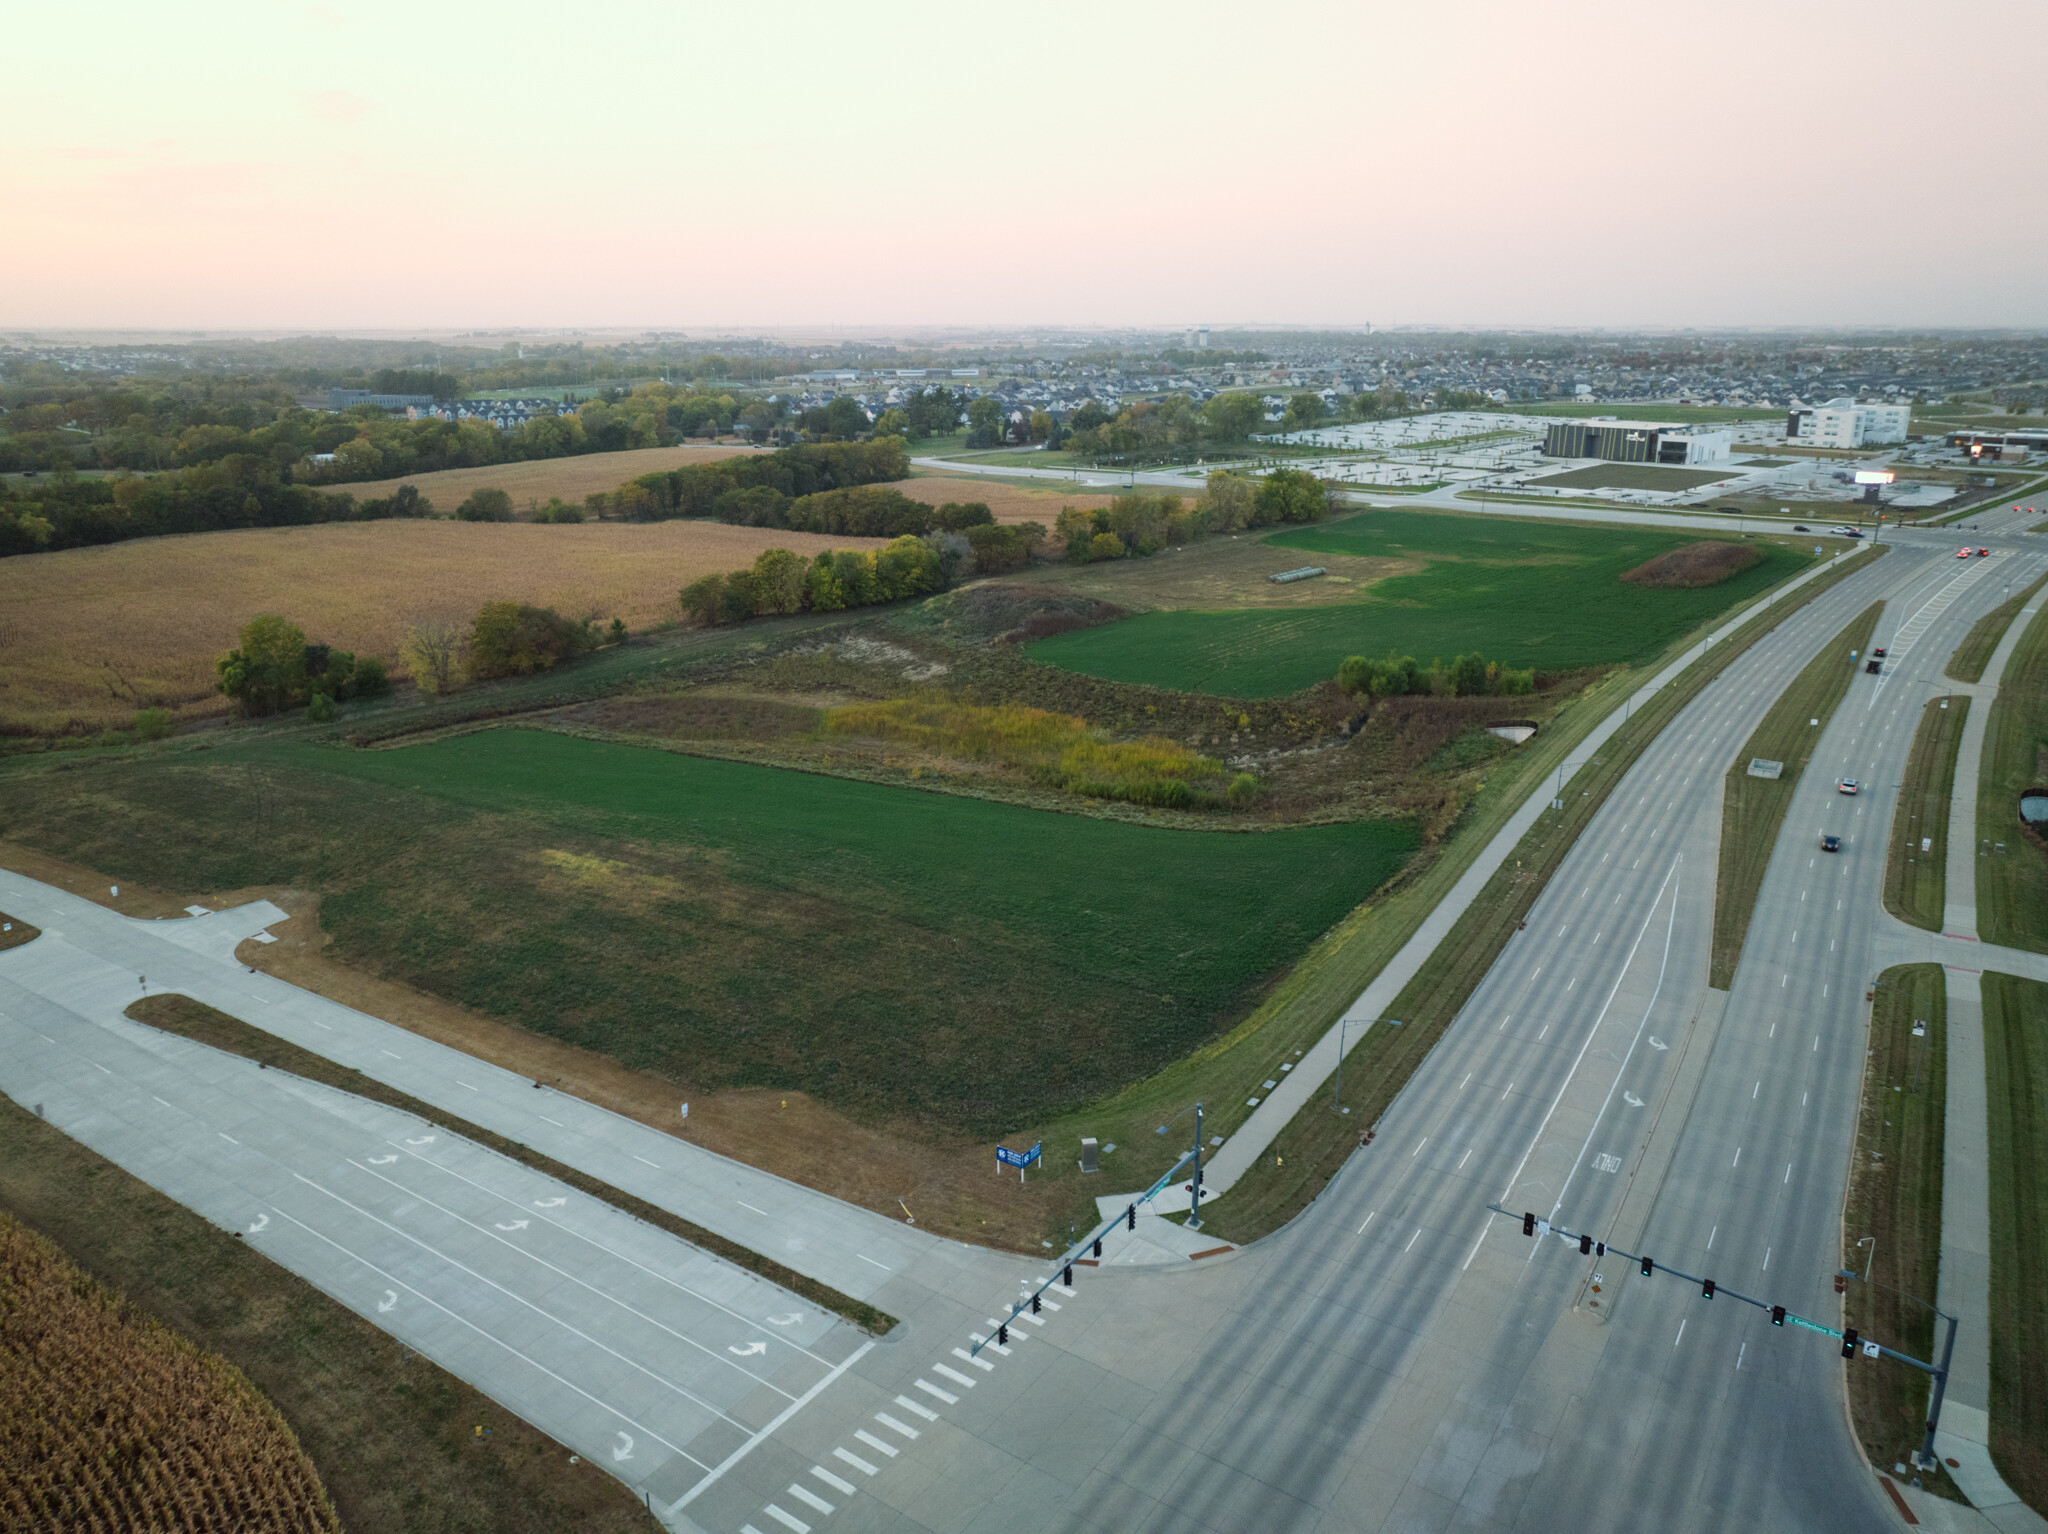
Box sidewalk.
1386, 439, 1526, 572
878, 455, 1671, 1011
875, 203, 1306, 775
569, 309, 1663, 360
1199, 543, 1877, 1195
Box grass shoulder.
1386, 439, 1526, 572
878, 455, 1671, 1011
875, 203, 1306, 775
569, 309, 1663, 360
0, 1093, 650, 1534
1712, 603, 1881, 987
1983, 971, 2048, 1512
1979, 601, 2048, 953
1947, 571, 2048, 685
1884, 696, 1969, 931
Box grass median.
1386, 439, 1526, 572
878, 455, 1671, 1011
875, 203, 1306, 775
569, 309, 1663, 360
1983, 970, 2048, 1512
127, 993, 895, 1336
1711, 603, 1881, 988
1884, 696, 1970, 931
1947, 571, 2048, 684
0, 1094, 649, 1534
1843, 964, 1960, 1499
1979, 601, 2048, 955
1186, 551, 1887, 1241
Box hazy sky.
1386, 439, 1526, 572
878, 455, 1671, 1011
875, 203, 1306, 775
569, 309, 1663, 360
9, 0, 2045, 332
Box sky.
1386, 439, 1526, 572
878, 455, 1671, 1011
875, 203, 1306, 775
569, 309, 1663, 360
7, 0, 2046, 333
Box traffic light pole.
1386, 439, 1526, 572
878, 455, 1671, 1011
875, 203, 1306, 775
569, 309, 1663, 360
1492, 1204, 1954, 1445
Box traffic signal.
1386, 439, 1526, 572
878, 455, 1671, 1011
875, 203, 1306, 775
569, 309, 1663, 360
1127, 1205, 1137, 1231
1092, 1238, 1102, 1258
1063, 1263, 1073, 1286
1641, 1255, 1654, 1277
1702, 1279, 1715, 1300
1834, 1272, 1847, 1294
997, 1323, 1008, 1347
1579, 1233, 1593, 1255
1772, 1306, 1786, 1326
1523, 1211, 1536, 1236
1842, 1329, 1859, 1359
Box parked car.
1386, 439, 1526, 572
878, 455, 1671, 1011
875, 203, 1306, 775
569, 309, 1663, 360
1821, 834, 1842, 852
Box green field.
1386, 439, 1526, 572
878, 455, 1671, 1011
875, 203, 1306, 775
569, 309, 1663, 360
1979, 598, 2048, 954
0, 731, 1416, 1132
1025, 511, 1811, 698
1530, 464, 1736, 492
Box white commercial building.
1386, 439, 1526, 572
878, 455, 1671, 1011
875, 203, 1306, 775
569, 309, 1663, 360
1786, 397, 1910, 448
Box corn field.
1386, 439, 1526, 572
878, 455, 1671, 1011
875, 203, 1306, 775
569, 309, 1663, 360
0, 1213, 342, 1533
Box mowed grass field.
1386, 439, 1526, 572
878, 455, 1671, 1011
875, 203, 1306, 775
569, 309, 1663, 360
316, 443, 752, 513
0, 520, 887, 735
0, 731, 1417, 1132
1529, 464, 1736, 492
1027, 510, 1811, 698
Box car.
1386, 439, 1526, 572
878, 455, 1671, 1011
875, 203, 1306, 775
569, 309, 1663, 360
1793, 524, 1810, 532
1821, 834, 1842, 852
1959, 547, 1973, 558
1978, 547, 1990, 556
1839, 778, 1860, 795
1846, 529, 1864, 538
1873, 647, 1887, 657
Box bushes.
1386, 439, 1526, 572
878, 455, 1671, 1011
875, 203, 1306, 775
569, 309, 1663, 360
215, 617, 393, 716
1336, 650, 1532, 700
683, 537, 948, 628
787, 486, 933, 538
964, 521, 1042, 574
454, 487, 513, 522
132, 707, 173, 741
615, 438, 910, 522
354, 483, 433, 521
467, 602, 592, 679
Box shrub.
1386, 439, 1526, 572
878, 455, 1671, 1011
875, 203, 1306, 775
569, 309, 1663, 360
400, 620, 465, 694
215, 615, 308, 717
467, 601, 590, 679
1088, 532, 1126, 562
933, 501, 995, 532
965, 522, 1031, 573
750, 547, 810, 615
307, 690, 336, 723
454, 487, 513, 522
351, 655, 391, 699
355, 483, 433, 520
608, 617, 627, 645
132, 707, 172, 741
785, 485, 933, 538
1450, 652, 1489, 697
531, 496, 584, 523
1227, 773, 1261, 804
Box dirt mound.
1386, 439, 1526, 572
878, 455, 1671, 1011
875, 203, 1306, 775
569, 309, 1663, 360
901, 583, 1127, 645
1620, 541, 1764, 589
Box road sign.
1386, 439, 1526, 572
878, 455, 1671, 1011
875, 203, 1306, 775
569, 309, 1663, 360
997, 1141, 1042, 1170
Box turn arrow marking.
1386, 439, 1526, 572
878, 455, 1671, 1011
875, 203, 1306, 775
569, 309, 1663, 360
494, 1219, 530, 1232
728, 1341, 768, 1357
377, 1290, 398, 1313
611, 1432, 633, 1463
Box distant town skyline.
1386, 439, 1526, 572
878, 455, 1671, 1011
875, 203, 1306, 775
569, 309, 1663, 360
7, 0, 2044, 331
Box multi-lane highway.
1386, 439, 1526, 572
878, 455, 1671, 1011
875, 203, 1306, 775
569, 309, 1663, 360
777, 513, 2043, 1533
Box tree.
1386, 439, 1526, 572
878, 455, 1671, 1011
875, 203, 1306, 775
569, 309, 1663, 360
455, 487, 513, 522
468, 602, 589, 679
1088, 532, 1126, 562
1198, 470, 1256, 532
400, 619, 465, 694
750, 547, 810, 615
1282, 392, 1328, 432
965, 396, 1005, 447
680, 574, 725, 627
823, 397, 868, 438
1449, 652, 1489, 697
215, 614, 308, 716
871, 408, 911, 439
1202, 392, 1265, 441
1251, 468, 1330, 525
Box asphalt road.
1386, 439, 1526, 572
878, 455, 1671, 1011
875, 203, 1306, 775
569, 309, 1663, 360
765, 511, 2044, 1533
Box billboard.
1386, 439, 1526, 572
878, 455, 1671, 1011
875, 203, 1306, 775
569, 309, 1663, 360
1853, 470, 1896, 485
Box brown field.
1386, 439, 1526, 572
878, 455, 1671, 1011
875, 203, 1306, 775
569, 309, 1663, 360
893, 475, 1179, 526
0, 1211, 341, 1534
316, 443, 752, 514
1028, 534, 1414, 611
0, 520, 887, 735
1620, 540, 1764, 588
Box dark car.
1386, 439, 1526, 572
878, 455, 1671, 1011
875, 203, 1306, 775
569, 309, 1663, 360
1793, 524, 1810, 532
1821, 834, 1842, 852
1873, 647, 1887, 657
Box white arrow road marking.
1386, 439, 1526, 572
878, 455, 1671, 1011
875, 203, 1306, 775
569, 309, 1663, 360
367, 1155, 399, 1165
728, 1341, 768, 1357
378, 1290, 398, 1313
1623, 1092, 1645, 1108
246, 1213, 269, 1234
612, 1432, 633, 1463
494, 1219, 530, 1232
532, 1197, 566, 1208
405, 1135, 436, 1146
1647, 1037, 1668, 1051
766, 1312, 803, 1327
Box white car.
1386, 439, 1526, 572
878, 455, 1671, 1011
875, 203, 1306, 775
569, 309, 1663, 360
1838, 778, 1860, 795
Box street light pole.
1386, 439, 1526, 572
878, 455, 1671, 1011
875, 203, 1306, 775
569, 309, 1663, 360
1190, 1102, 1203, 1228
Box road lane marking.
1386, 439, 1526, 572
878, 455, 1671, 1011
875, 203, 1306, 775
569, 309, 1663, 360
455, 1080, 478, 1091
854, 1430, 898, 1458
1675, 1319, 1687, 1346
1357, 1211, 1376, 1236
1763, 1246, 1772, 1269
1733, 1147, 1741, 1168
914, 1379, 958, 1405
1501, 1082, 1514, 1101
1707, 1226, 1716, 1249
1412, 1137, 1428, 1158
858, 1254, 891, 1270
1784, 1163, 1792, 1183
1458, 1148, 1472, 1170
787, 1484, 834, 1515
891, 1396, 937, 1423
738, 1201, 768, 1215
152, 1095, 175, 1109
539, 1115, 563, 1126
1405, 1228, 1420, 1252
633, 1155, 660, 1168
810, 1465, 857, 1495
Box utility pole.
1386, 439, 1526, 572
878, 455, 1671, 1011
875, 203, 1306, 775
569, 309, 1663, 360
1190, 1103, 1203, 1229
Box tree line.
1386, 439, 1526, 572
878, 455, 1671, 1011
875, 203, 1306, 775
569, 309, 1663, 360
600, 438, 909, 521
1336, 651, 1534, 700
1052, 468, 1333, 562
680, 538, 954, 627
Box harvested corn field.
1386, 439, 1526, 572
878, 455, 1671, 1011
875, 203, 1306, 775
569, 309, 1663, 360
317, 443, 751, 515
894, 475, 1177, 526
0, 519, 887, 735
0, 1211, 340, 1534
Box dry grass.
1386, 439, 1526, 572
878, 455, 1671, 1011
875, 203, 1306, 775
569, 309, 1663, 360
1620, 540, 1765, 588
1030, 532, 1414, 611
0, 520, 887, 735
316, 444, 751, 514
0, 1211, 342, 1534
893, 475, 1177, 527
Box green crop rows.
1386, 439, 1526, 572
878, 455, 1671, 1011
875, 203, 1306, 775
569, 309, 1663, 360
1026, 510, 1811, 698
